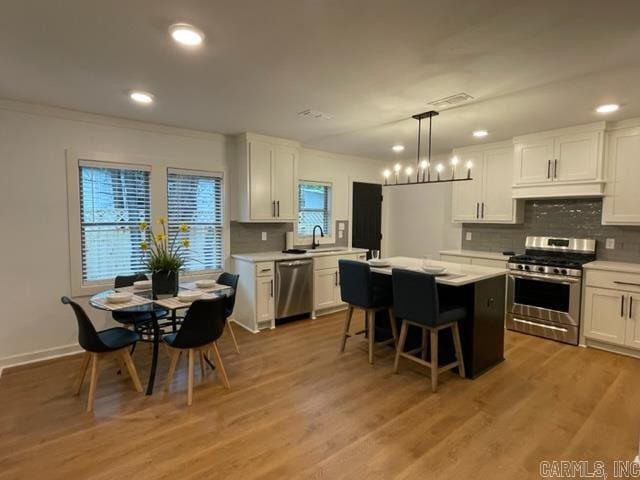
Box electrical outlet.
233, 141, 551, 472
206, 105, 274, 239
338, 230, 344, 239
338, 222, 345, 231
261, 232, 267, 241
605, 238, 615, 250
465, 232, 472, 241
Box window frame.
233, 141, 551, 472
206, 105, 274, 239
295, 180, 335, 245
67, 150, 226, 297
166, 167, 225, 274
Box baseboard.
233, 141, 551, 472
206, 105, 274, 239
0, 343, 83, 376
584, 338, 640, 360
229, 318, 258, 334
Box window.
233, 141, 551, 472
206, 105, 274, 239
79, 162, 151, 283
297, 181, 332, 237
167, 169, 224, 272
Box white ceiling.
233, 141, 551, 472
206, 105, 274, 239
1, 0, 640, 161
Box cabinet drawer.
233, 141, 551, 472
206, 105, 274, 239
313, 253, 359, 271
585, 270, 640, 293
255, 261, 275, 277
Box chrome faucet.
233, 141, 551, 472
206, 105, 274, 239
312, 225, 324, 249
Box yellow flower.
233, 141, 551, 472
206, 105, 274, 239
158, 217, 166, 226
139, 221, 148, 231
139, 241, 149, 251
181, 238, 190, 248
179, 224, 189, 233
156, 233, 166, 242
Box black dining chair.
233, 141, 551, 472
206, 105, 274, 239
113, 274, 169, 338
61, 296, 143, 412
217, 272, 240, 354
163, 297, 230, 406
338, 259, 398, 364
391, 269, 466, 392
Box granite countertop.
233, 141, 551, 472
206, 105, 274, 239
583, 260, 640, 274
371, 256, 508, 286
232, 247, 368, 263
439, 249, 514, 261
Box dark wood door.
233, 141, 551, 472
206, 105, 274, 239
352, 182, 382, 258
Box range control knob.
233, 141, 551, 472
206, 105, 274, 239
553, 268, 560, 274
560, 269, 568, 275
524, 265, 531, 271
517, 264, 524, 270
537, 267, 545, 273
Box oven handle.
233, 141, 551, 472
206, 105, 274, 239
509, 273, 581, 285
512, 318, 569, 333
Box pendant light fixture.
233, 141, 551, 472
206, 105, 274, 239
382, 110, 473, 187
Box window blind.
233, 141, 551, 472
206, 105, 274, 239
79, 165, 151, 282
298, 182, 332, 236
167, 169, 224, 272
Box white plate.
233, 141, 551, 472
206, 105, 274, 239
421, 266, 447, 275
368, 259, 391, 267
195, 279, 217, 289
133, 280, 152, 290
106, 292, 134, 304
178, 291, 203, 303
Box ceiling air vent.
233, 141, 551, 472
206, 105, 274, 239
297, 109, 332, 120
428, 93, 474, 108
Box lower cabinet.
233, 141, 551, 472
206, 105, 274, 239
233, 259, 276, 332
256, 276, 275, 324
583, 268, 640, 352
314, 268, 340, 311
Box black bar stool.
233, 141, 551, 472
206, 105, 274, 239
338, 259, 398, 364
391, 268, 466, 392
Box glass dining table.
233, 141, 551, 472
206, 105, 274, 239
89, 283, 233, 395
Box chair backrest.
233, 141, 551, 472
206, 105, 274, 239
217, 272, 239, 316
171, 297, 227, 349
338, 260, 373, 308
61, 296, 106, 352
391, 268, 440, 326
114, 273, 148, 289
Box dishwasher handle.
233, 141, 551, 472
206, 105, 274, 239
278, 259, 313, 268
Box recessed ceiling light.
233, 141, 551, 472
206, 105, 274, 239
392, 145, 405, 153
169, 23, 205, 46
472, 130, 488, 138
129, 91, 154, 104
596, 103, 619, 114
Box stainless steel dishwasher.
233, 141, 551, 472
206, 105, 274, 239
275, 259, 313, 319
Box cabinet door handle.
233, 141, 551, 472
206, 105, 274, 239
276, 200, 280, 217
630, 296, 634, 318
614, 281, 640, 287
476, 202, 479, 219
481, 202, 485, 218
335, 271, 339, 286
554, 159, 558, 179
547, 160, 551, 179
270, 279, 274, 297
621, 295, 625, 317
272, 201, 276, 217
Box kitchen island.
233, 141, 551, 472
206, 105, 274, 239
371, 256, 507, 378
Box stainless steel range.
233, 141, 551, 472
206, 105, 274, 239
506, 236, 596, 345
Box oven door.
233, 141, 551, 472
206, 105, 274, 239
507, 272, 581, 327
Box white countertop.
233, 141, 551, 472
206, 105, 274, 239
439, 249, 514, 261
232, 247, 368, 263
370, 256, 508, 286
583, 260, 640, 274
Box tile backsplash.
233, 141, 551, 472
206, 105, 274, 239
462, 198, 640, 263
230, 220, 349, 254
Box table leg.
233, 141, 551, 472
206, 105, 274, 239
146, 312, 161, 395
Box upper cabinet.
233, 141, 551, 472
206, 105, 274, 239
452, 141, 523, 224
512, 122, 605, 199
233, 133, 299, 222
602, 125, 640, 225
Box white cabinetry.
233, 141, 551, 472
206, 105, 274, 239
312, 252, 366, 317
513, 123, 605, 198
452, 141, 522, 224
233, 260, 275, 332
602, 126, 640, 225
234, 133, 298, 222
583, 266, 640, 356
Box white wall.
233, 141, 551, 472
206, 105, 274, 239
0, 101, 229, 367
381, 154, 462, 258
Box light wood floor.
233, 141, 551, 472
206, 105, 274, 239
1, 311, 639, 479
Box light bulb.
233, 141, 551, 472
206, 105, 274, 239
383, 169, 391, 178
393, 163, 402, 173
405, 166, 413, 176
466, 160, 473, 169
450, 156, 459, 166
436, 163, 444, 172
420, 159, 429, 169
